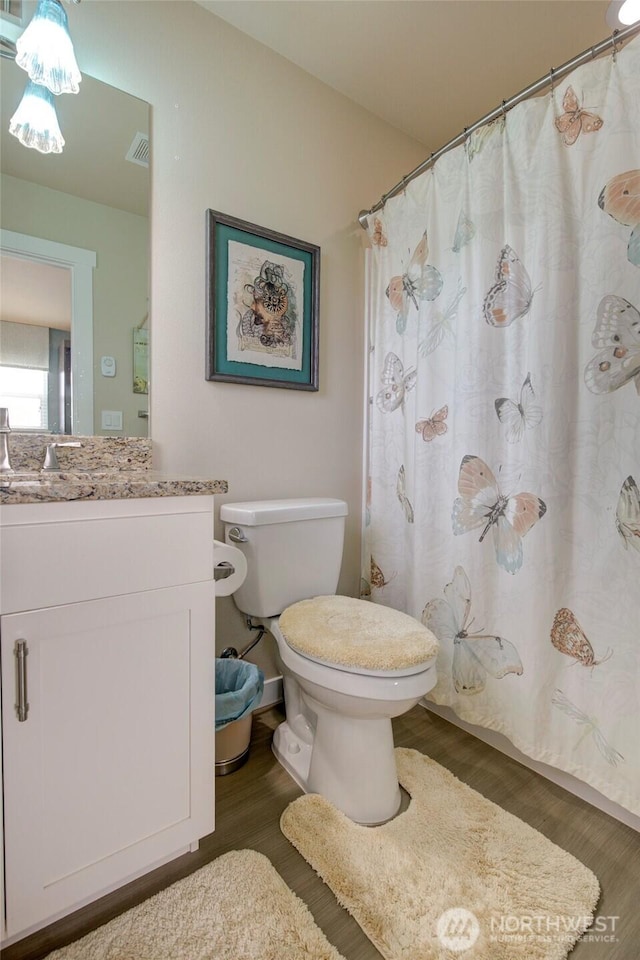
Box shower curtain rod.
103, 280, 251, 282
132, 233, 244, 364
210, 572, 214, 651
358, 20, 640, 229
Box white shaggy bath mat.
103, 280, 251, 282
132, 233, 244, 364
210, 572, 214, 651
281, 748, 600, 960
45, 849, 345, 960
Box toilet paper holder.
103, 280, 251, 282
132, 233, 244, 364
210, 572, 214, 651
214, 560, 235, 580
212, 538, 247, 597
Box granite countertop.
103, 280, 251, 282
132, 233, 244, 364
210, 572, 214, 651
0, 471, 228, 505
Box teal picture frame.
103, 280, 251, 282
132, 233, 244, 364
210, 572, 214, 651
206, 210, 320, 390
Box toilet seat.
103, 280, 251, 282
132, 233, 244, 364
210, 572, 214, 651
277, 595, 438, 675
287, 645, 430, 678
270, 617, 436, 700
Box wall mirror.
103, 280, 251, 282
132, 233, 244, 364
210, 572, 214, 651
0, 50, 150, 437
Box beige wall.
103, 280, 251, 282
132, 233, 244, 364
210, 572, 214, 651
70, 1, 425, 665
1, 174, 149, 437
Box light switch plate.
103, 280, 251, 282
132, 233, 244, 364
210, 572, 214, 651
101, 410, 123, 430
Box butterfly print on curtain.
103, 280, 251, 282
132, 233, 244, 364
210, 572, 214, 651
554, 85, 603, 146
371, 217, 388, 247
452, 210, 476, 253
465, 115, 505, 162
598, 169, 640, 267
419, 279, 466, 357
552, 690, 624, 766
422, 566, 523, 695
584, 295, 640, 396
452, 455, 546, 574
370, 557, 395, 589
495, 373, 543, 443
616, 476, 640, 552
385, 231, 443, 334
483, 245, 537, 327
550, 608, 612, 667
415, 405, 448, 442
396, 465, 414, 523
376, 352, 417, 413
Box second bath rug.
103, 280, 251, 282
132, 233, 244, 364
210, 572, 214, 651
45, 849, 345, 960
280, 747, 600, 960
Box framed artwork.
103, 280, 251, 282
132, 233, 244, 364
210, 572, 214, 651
133, 326, 148, 395
206, 209, 320, 390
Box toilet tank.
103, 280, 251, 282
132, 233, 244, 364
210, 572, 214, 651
220, 498, 348, 618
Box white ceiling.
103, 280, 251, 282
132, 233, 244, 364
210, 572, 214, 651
199, 0, 613, 153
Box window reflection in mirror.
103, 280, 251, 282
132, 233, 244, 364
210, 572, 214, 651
0, 56, 150, 437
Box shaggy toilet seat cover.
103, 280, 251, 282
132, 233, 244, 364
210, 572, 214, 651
278, 595, 438, 671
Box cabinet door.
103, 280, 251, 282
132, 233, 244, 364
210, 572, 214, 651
1, 582, 214, 937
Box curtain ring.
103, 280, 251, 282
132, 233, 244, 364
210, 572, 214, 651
549, 66, 555, 96
612, 30, 619, 63
501, 99, 507, 118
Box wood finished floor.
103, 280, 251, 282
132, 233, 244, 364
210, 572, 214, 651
4, 704, 639, 960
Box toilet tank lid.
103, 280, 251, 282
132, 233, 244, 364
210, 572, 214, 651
220, 498, 348, 526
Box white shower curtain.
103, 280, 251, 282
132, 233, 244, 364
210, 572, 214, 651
364, 35, 640, 816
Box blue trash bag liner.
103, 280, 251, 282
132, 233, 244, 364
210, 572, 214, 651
215, 657, 264, 731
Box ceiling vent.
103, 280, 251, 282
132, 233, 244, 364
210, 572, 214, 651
125, 132, 150, 168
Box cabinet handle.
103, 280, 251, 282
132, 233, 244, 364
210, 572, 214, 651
15, 639, 29, 722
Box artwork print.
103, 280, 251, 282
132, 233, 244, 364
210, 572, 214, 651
227, 242, 304, 371
206, 210, 320, 390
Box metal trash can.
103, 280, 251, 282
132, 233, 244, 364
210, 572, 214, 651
215, 657, 264, 776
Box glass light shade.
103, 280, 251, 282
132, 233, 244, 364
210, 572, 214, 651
619, 0, 640, 23
607, 0, 640, 27
15, 0, 81, 95
9, 80, 65, 154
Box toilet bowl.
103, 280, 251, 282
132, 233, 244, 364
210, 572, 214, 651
219, 498, 438, 825
270, 615, 437, 824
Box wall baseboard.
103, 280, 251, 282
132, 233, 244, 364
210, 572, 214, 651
258, 675, 283, 711
423, 700, 640, 833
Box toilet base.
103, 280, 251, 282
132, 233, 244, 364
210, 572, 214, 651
272, 709, 401, 825
272, 721, 312, 792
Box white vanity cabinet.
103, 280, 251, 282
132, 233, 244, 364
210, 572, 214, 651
0, 495, 216, 941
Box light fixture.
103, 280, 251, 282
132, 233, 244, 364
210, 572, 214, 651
9, 80, 65, 153
619, 0, 640, 22
606, 0, 640, 28
15, 0, 81, 95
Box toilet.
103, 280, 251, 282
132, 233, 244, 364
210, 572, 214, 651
220, 497, 438, 824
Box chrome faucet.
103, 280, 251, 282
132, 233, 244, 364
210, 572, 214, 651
0, 408, 13, 474
42, 441, 82, 471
